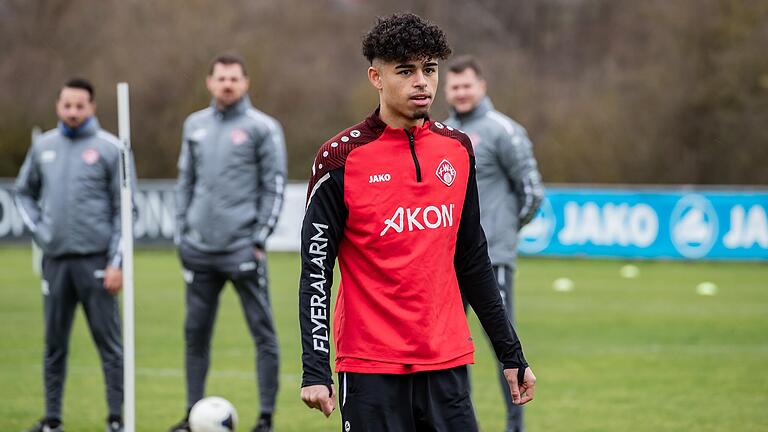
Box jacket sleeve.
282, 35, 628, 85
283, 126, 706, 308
252, 119, 287, 249
13, 144, 42, 233
299, 169, 346, 387
496, 127, 544, 228
174, 122, 195, 245
455, 157, 528, 370
108, 147, 137, 268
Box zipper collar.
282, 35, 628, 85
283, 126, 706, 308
365, 107, 429, 183
58, 116, 99, 139
210, 96, 252, 119
365, 107, 432, 141
448, 96, 493, 124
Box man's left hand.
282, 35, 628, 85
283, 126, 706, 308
104, 266, 123, 295
503, 366, 536, 405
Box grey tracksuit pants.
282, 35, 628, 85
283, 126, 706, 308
41, 254, 123, 419
463, 264, 523, 432
493, 264, 524, 432
179, 243, 279, 414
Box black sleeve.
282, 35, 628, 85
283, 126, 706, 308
299, 169, 347, 387
455, 157, 528, 370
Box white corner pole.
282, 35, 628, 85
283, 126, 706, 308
117, 82, 135, 432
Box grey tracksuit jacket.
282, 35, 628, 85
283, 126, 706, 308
445, 97, 544, 265
14, 117, 130, 267
176, 97, 287, 253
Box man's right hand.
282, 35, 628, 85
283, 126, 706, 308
301, 384, 336, 417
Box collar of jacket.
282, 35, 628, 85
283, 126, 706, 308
58, 116, 99, 139
448, 96, 494, 123
210, 96, 252, 119
364, 106, 433, 140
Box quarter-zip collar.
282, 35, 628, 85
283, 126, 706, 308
58, 116, 98, 139
448, 96, 493, 124
364, 107, 430, 182
364, 107, 432, 141
211, 96, 252, 119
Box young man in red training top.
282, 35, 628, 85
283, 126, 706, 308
299, 13, 536, 431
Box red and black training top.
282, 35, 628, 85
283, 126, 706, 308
299, 109, 527, 387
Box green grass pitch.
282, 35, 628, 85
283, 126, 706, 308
1, 246, 767, 431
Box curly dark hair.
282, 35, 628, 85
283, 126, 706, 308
361, 13, 452, 64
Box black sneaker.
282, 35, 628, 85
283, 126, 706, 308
24, 418, 63, 432
168, 417, 191, 432
251, 418, 272, 432
106, 415, 123, 432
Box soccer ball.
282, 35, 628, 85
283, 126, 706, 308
189, 396, 238, 432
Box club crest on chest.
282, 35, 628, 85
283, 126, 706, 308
436, 159, 456, 186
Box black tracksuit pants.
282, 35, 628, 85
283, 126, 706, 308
41, 253, 123, 419
179, 243, 279, 415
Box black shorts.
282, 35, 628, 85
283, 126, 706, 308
338, 366, 477, 432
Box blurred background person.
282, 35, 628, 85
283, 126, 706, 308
444, 55, 544, 432
170, 53, 287, 432
14, 78, 131, 432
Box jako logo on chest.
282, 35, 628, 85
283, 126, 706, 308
369, 173, 391, 183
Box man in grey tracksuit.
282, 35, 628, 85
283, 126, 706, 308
444, 56, 544, 432
171, 54, 286, 432
15, 78, 132, 432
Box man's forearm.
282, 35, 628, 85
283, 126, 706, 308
461, 260, 528, 369
456, 158, 527, 369
299, 170, 346, 386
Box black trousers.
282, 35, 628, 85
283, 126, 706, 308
338, 366, 477, 432
41, 254, 123, 419
179, 243, 279, 415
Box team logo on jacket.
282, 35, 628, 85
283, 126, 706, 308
231, 128, 248, 145
436, 159, 456, 186
82, 148, 99, 165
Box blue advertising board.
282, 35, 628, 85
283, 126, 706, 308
518, 188, 768, 260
